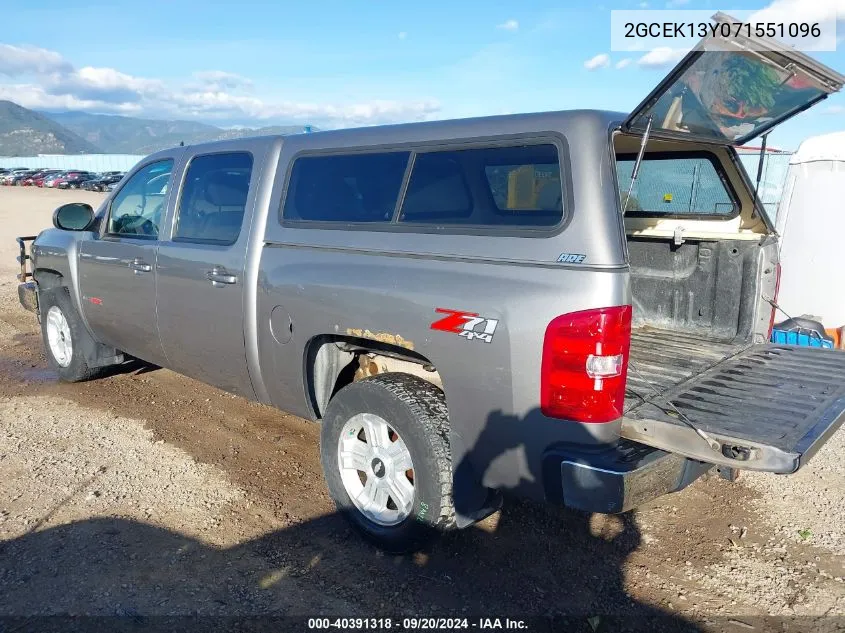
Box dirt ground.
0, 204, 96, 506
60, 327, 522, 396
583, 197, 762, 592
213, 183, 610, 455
1, 186, 844, 631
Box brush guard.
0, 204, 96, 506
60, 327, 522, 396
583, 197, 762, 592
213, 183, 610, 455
16, 235, 38, 314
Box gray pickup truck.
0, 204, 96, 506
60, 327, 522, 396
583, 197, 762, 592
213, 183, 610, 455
16, 29, 845, 551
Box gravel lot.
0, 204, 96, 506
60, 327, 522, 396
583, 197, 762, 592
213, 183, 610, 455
0, 186, 844, 630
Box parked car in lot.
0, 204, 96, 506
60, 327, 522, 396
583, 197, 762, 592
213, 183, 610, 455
20, 171, 46, 187
43, 172, 67, 188
4, 170, 38, 186
32, 170, 62, 187
22, 170, 59, 187
16, 29, 845, 552
47, 171, 87, 189
82, 173, 124, 192
57, 172, 95, 190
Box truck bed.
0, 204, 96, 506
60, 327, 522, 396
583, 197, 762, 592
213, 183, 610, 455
625, 328, 747, 408
623, 328, 845, 473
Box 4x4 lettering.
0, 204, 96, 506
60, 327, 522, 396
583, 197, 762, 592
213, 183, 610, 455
459, 319, 499, 343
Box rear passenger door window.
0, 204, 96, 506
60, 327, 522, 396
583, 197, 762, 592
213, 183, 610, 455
283, 152, 410, 222
399, 144, 563, 228
174, 152, 253, 244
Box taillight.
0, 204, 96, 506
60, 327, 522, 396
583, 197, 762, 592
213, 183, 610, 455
541, 305, 632, 423
766, 262, 782, 340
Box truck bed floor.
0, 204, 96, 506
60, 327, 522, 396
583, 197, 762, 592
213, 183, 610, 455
625, 327, 747, 412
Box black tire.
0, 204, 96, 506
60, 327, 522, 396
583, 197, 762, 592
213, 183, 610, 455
39, 287, 103, 382
320, 373, 455, 552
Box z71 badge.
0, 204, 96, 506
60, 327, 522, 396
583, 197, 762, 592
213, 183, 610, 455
430, 308, 499, 343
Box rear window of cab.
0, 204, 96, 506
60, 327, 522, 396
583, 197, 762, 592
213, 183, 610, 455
616, 153, 738, 218
282, 142, 565, 231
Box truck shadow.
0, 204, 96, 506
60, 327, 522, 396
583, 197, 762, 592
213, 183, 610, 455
0, 510, 696, 631
0, 410, 701, 632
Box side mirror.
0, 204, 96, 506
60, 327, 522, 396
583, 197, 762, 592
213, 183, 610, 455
53, 203, 95, 231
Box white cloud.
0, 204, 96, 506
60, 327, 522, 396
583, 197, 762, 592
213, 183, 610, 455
615, 58, 632, 69
0, 44, 73, 76
398, 31, 407, 40
665, 0, 689, 6
47, 66, 164, 103
496, 19, 519, 31
637, 47, 686, 69
584, 53, 611, 71
0, 42, 442, 127
193, 70, 253, 91
824, 105, 845, 114
638, 1, 649, 7
0, 83, 144, 114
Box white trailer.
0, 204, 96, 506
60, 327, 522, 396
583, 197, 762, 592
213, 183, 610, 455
776, 131, 845, 332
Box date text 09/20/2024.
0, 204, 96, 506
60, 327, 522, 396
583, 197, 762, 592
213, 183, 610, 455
307, 618, 528, 630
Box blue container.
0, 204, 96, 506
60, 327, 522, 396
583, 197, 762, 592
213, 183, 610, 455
771, 317, 835, 349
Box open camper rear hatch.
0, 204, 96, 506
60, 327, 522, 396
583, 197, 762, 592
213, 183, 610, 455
623, 13, 845, 146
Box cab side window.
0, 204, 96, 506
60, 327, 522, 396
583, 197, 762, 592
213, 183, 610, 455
108, 160, 174, 238
174, 152, 253, 245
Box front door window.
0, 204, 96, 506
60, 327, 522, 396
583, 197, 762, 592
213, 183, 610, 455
108, 160, 174, 238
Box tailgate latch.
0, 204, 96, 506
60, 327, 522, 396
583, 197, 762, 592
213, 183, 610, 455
722, 444, 755, 462
673, 226, 686, 246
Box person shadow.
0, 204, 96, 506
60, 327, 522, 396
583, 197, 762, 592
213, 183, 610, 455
0, 408, 702, 633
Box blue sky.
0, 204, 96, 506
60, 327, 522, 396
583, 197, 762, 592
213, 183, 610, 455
1, 0, 843, 149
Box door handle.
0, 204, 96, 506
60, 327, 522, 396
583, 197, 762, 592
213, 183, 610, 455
206, 267, 237, 286
130, 258, 152, 274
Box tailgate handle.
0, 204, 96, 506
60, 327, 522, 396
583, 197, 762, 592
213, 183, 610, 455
206, 267, 237, 286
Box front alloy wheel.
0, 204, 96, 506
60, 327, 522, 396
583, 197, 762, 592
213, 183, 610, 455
45, 305, 73, 367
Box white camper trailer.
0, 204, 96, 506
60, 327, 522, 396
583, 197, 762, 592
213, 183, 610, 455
775, 131, 845, 338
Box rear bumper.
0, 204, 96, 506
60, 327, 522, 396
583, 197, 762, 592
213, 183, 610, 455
544, 440, 712, 514
18, 281, 38, 313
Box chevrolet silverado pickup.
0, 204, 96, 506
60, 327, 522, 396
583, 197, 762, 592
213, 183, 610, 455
17, 28, 845, 551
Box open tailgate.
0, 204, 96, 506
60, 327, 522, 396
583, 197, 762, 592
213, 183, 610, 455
622, 345, 845, 473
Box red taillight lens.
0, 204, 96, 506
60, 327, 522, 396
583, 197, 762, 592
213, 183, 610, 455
767, 262, 782, 340
541, 305, 632, 423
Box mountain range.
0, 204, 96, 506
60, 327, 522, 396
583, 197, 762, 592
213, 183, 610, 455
0, 100, 313, 156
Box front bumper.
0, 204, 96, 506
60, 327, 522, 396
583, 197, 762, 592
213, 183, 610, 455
544, 439, 712, 514
18, 281, 38, 313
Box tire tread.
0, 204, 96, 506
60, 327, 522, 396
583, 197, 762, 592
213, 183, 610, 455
361, 373, 456, 530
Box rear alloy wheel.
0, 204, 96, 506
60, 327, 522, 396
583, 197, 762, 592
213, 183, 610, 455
320, 373, 456, 552
337, 412, 416, 526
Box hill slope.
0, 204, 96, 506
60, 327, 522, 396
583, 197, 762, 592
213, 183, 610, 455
0, 101, 100, 156
45, 111, 313, 154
